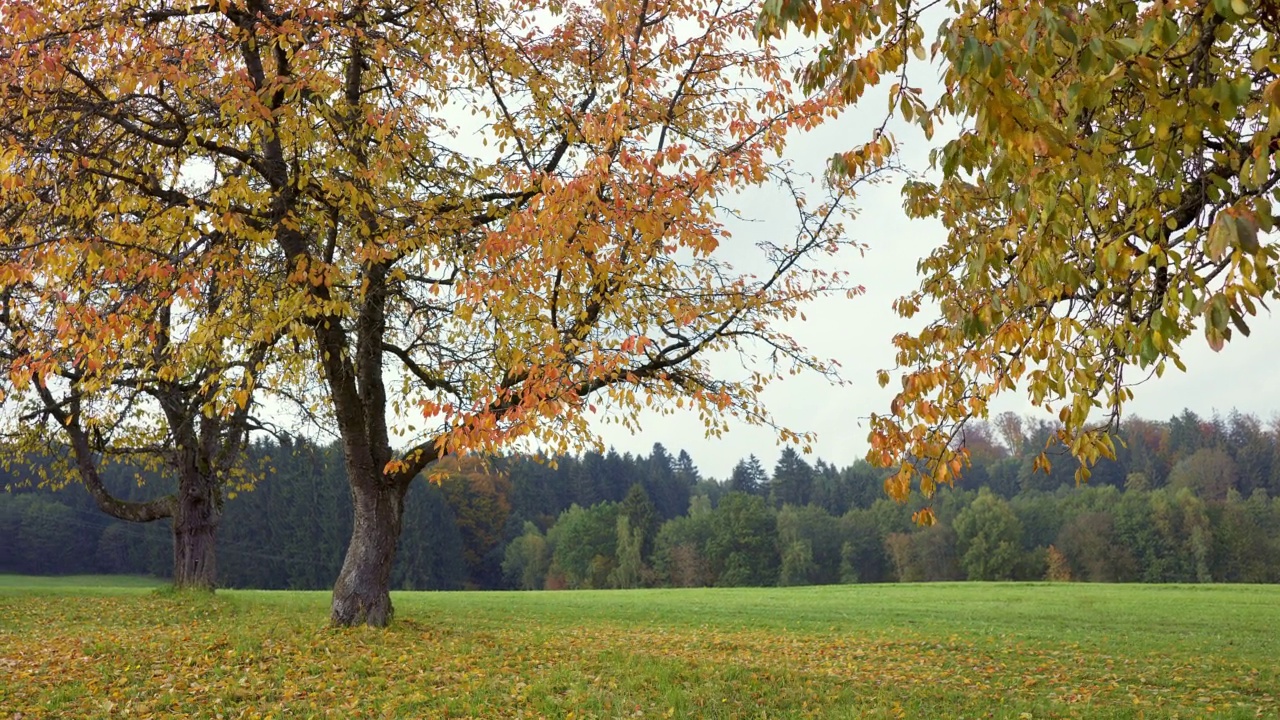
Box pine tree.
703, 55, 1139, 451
728, 455, 768, 496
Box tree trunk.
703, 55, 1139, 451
171, 472, 220, 591
331, 476, 407, 627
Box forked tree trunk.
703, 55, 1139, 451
171, 471, 220, 591
331, 476, 408, 627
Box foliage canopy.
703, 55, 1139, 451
1, 0, 868, 622
762, 0, 1280, 513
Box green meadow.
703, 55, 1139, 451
1, 577, 1276, 718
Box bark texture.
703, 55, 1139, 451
171, 471, 220, 590
330, 477, 408, 627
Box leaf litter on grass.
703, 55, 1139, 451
1, 591, 1276, 719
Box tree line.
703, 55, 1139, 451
5, 408, 1280, 589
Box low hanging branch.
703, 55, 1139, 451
762, 0, 1280, 520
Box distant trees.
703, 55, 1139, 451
728, 456, 768, 496
8, 407, 1280, 592
652, 498, 716, 588
777, 504, 841, 586
1168, 448, 1239, 502
771, 447, 814, 508
953, 490, 1022, 581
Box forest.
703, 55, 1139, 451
5, 407, 1279, 590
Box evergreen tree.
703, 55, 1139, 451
506, 455, 558, 530
619, 483, 659, 560
675, 450, 702, 487
809, 460, 847, 516
563, 456, 600, 509
727, 455, 768, 496
643, 443, 691, 521
393, 482, 467, 590
770, 447, 814, 508
601, 450, 636, 507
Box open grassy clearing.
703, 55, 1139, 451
1, 581, 1276, 718
0, 574, 168, 591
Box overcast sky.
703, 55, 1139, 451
590, 90, 1280, 481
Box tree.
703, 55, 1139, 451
1168, 447, 1239, 501
728, 455, 769, 496
393, 479, 467, 591
776, 503, 840, 585
653, 511, 715, 587
1057, 511, 1137, 582
436, 457, 512, 588
608, 514, 647, 588
505, 455, 558, 530
618, 483, 659, 561
674, 451, 702, 489
642, 443, 690, 522
770, 446, 813, 508
1224, 412, 1274, 496
884, 524, 961, 582
601, 450, 637, 508
1045, 545, 1073, 582
14, 497, 85, 575
706, 492, 779, 586
952, 488, 1023, 581
1, 0, 866, 625
548, 502, 620, 589
762, 0, 1280, 508
0, 209, 282, 589
1117, 418, 1172, 487
502, 521, 551, 590
993, 412, 1026, 458
837, 507, 893, 583
563, 456, 602, 510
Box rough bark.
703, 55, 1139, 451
171, 470, 220, 591
41, 374, 228, 591
330, 475, 408, 627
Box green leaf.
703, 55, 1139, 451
1206, 214, 1233, 262
1230, 307, 1252, 337
1138, 333, 1159, 365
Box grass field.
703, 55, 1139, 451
0, 574, 168, 591
1, 580, 1277, 718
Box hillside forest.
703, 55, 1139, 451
4, 408, 1280, 590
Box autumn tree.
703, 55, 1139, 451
2, 0, 868, 624
0, 139, 288, 588
762, 0, 1280, 509
1168, 446, 1239, 501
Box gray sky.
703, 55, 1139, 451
591, 95, 1280, 481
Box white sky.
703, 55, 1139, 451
590, 90, 1280, 481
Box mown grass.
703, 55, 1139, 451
0, 573, 167, 591
1, 581, 1276, 718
